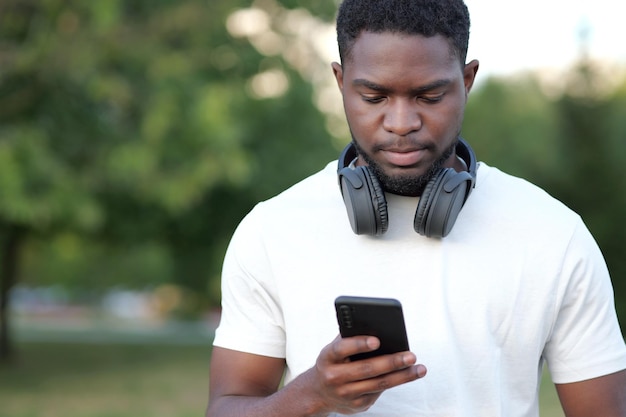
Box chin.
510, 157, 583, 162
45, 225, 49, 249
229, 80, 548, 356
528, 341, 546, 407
378, 171, 433, 197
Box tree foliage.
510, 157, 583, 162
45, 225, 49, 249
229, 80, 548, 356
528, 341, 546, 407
0, 0, 338, 360
1, 0, 624, 363
550, 62, 626, 320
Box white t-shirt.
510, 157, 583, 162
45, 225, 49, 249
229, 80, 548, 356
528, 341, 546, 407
214, 161, 626, 417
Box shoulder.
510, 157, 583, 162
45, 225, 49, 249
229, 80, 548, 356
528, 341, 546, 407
453, 161, 590, 264
472, 162, 581, 228
246, 161, 342, 222
229, 161, 344, 241
476, 163, 569, 207
264, 161, 340, 204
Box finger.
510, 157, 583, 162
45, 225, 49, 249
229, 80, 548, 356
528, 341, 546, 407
342, 363, 427, 398
323, 335, 381, 364
334, 392, 382, 415
347, 351, 419, 382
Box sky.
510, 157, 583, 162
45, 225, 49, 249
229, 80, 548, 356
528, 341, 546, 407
464, 0, 626, 78
226, 2, 625, 103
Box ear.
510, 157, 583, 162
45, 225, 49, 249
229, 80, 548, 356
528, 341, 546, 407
462, 59, 479, 97
331, 62, 344, 92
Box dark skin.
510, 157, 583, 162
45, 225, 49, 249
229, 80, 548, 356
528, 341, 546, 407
333, 32, 475, 190
206, 31, 626, 417
208, 336, 426, 416
556, 370, 626, 416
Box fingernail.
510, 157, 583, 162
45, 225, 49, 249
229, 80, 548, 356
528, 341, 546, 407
403, 353, 417, 365
367, 337, 380, 350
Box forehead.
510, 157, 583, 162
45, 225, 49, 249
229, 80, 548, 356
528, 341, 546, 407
344, 31, 460, 84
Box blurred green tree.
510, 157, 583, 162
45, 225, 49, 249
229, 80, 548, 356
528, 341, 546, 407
463, 75, 560, 183
0, 0, 338, 361
548, 59, 626, 321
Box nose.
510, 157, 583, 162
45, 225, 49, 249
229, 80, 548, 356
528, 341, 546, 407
382, 100, 422, 136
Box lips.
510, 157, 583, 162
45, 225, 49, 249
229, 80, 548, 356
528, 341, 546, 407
380, 148, 427, 167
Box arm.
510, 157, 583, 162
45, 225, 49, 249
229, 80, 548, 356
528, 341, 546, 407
556, 369, 626, 417
206, 335, 427, 417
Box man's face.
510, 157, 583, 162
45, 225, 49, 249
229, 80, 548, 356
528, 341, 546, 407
332, 31, 478, 196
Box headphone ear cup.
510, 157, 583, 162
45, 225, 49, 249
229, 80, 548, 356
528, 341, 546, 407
414, 169, 447, 237
414, 168, 469, 238
338, 166, 388, 235
338, 138, 476, 237
362, 167, 388, 235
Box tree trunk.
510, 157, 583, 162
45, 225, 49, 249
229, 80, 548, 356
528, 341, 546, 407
0, 223, 24, 363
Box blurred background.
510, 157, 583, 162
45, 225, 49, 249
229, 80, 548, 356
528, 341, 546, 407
0, 1, 624, 416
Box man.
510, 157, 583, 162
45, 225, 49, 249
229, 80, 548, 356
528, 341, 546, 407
206, 0, 626, 416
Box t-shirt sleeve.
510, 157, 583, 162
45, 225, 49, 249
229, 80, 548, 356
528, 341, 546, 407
212, 204, 286, 358
544, 220, 626, 383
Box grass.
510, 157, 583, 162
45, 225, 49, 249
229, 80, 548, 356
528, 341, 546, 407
540, 370, 565, 417
0, 342, 211, 417
0, 341, 565, 417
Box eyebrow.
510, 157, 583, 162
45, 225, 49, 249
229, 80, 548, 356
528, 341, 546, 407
352, 78, 452, 95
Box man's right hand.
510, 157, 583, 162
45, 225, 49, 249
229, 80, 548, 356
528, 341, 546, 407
294, 334, 427, 415
206, 335, 427, 417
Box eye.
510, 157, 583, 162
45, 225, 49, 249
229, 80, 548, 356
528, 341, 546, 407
361, 95, 385, 104
419, 94, 444, 104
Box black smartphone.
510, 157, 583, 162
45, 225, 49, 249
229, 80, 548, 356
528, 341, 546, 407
334, 295, 410, 361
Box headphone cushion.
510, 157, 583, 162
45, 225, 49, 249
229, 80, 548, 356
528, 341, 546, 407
415, 168, 472, 238
414, 169, 447, 236
361, 167, 388, 235
338, 166, 388, 235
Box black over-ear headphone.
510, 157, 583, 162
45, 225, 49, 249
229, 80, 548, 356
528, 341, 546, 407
337, 138, 477, 238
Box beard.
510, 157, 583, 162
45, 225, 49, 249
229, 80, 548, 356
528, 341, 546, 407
352, 138, 458, 197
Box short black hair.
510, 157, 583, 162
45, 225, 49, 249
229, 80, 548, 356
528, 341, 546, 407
336, 0, 470, 66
